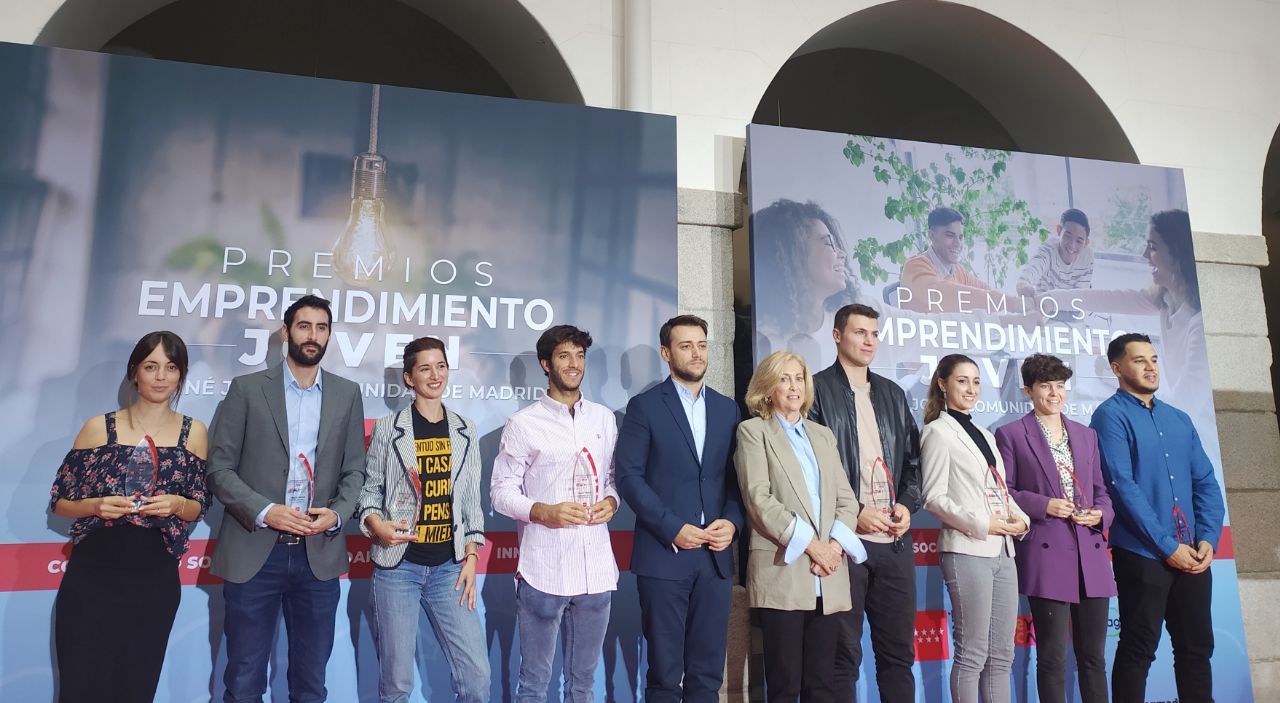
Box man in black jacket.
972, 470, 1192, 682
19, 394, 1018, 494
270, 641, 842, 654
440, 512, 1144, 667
809, 303, 922, 702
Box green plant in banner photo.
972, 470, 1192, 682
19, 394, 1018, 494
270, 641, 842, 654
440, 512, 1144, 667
842, 136, 1049, 287
165, 203, 288, 285
1103, 190, 1151, 256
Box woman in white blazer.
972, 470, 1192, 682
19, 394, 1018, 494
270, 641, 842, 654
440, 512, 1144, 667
921, 353, 1029, 703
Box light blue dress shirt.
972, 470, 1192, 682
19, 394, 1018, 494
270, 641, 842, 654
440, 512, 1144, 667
673, 378, 706, 462
255, 363, 339, 529
776, 414, 865, 595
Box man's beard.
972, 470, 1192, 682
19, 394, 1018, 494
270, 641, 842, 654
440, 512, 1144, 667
549, 368, 583, 394
288, 337, 328, 367
671, 361, 705, 384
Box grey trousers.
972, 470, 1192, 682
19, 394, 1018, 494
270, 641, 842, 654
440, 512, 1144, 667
941, 552, 1019, 703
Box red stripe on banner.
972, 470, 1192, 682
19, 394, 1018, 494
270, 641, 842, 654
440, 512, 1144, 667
0, 526, 1232, 593
914, 526, 1234, 565
0, 529, 638, 592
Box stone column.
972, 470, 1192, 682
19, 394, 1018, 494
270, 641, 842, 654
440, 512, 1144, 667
1195, 230, 1280, 700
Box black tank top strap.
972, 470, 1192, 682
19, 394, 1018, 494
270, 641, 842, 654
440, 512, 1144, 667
178, 415, 193, 449
104, 411, 119, 445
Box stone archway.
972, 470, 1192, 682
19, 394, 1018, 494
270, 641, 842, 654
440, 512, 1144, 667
34, 0, 584, 104
752, 0, 1137, 161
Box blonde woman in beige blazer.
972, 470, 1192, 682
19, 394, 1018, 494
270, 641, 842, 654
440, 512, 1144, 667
921, 354, 1029, 703
735, 351, 866, 703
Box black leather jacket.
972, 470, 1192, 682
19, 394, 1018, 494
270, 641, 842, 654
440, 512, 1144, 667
808, 361, 923, 513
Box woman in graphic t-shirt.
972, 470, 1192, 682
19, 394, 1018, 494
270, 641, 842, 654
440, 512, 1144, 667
357, 337, 489, 703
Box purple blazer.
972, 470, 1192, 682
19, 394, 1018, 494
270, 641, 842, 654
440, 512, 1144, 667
994, 413, 1117, 602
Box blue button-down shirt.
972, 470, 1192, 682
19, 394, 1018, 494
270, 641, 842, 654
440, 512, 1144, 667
673, 378, 706, 462
255, 363, 332, 528
776, 415, 865, 595
1090, 389, 1224, 560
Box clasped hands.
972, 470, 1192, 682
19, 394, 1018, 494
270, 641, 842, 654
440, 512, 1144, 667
92, 494, 191, 520
855, 503, 911, 537
673, 520, 736, 551
265, 503, 339, 535
806, 538, 845, 577
530, 497, 618, 529
1045, 498, 1103, 527
1167, 541, 1215, 574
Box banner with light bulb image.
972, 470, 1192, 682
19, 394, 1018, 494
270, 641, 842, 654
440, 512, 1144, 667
0, 41, 675, 702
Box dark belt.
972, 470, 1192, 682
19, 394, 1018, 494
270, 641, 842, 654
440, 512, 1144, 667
277, 532, 303, 545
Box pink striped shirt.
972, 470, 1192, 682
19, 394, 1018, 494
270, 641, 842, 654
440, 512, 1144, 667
490, 393, 620, 596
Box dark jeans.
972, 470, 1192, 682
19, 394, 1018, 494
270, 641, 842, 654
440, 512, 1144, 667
758, 600, 846, 703
1111, 548, 1214, 703
835, 536, 917, 701
1027, 594, 1109, 703
222, 543, 340, 703
636, 551, 733, 703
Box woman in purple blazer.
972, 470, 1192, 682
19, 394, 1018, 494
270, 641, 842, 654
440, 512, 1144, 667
994, 354, 1116, 703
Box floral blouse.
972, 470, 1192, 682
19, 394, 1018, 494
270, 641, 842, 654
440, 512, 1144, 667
49, 412, 209, 558
1035, 415, 1077, 505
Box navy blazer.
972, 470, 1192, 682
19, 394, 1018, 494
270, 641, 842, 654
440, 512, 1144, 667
615, 377, 744, 579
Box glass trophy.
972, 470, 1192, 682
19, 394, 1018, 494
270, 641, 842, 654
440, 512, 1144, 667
285, 453, 314, 515
573, 448, 597, 524
393, 478, 422, 540
870, 457, 899, 524
1070, 478, 1090, 516
123, 437, 159, 511
986, 465, 1018, 524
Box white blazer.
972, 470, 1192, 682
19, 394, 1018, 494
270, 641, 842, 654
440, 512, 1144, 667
921, 411, 1029, 557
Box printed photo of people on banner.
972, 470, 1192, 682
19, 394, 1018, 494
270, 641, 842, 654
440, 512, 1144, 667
747, 123, 1249, 702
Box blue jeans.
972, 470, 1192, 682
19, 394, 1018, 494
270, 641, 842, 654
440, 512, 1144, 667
514, 580, 611, 703
371, 558, 491, 703
222, 543, 340, 703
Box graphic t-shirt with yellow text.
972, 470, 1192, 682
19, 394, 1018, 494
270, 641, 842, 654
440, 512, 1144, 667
404, 407, 454, 566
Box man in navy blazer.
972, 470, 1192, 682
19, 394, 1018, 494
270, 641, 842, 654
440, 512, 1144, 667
616, 314, 744, 703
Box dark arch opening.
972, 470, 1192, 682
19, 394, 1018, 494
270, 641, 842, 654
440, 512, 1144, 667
34, 0, 584, 104
751, 1, 1137, 161
1260, 124, 1280, 415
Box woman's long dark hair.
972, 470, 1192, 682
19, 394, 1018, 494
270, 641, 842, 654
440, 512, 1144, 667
1150, 209, 1200, 312
752, 199, 855, 335
923, 353, 977, 423
125, 331, 189, 407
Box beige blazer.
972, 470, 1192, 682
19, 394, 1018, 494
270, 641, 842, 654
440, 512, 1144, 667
734, 415, 859, 614
921, 412, 1030, 557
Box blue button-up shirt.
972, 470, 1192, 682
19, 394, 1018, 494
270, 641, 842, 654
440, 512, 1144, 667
776, 415, 865, 595
256, 362, 330, 527
1090, 389, 1224, 560
673, 378, 706, 462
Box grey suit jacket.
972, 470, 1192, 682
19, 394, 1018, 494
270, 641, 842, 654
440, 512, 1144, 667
734, 415, 858, 614
206, 363, 368, 583
355, 405, 486, 568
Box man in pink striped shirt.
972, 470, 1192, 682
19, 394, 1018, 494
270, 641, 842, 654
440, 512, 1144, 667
491, 324, 620, 703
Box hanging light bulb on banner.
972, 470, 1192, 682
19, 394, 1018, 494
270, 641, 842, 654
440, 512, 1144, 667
333, 85, 397, 286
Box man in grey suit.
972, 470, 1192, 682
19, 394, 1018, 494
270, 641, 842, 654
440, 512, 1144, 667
207, 294, 367, 703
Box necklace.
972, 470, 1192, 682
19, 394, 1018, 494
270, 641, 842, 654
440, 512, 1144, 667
128, 405, 174, 439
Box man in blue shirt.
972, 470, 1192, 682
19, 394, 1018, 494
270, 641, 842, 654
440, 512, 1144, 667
615, 315, 744, 703
1090, 332, 1225, 703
